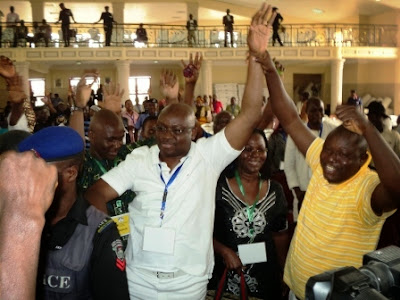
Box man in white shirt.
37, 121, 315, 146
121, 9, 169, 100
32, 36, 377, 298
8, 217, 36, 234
6, 6, 20, 47
85, 3, 275, 299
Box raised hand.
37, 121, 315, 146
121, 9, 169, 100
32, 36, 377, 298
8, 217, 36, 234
247, 3, 274, 55
335, 105, 368, 135
0, 56, 16, 79
75, 73, 98, 108
160, 69, 179, 102
0, 151, 58, 219
100, 82, 124, 114
7, 75, 27, 104
181, 52, 203, 84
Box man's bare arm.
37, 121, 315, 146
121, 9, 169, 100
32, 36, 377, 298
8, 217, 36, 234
85, 179, 119, 214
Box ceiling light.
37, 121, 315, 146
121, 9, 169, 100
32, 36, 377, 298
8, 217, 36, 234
312, 8, 324, 14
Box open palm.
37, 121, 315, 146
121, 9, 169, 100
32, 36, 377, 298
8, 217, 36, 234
247, 3, 274, 55
160, 69, 179, 101
100, 82, 124, 114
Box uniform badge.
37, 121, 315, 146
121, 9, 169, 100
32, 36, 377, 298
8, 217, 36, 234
111, 239, 126, 271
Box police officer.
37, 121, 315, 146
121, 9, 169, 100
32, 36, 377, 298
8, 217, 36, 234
18, 126, 129, 300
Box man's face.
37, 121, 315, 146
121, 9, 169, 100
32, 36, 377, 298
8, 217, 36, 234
125, 100, 133, 112
320, 133, 365, 184
156, 111, 195, 160
147, 103, 157, 116
142, 119, 157, 140
306, 101, 324, 127
230, 97, 236, 105
90, 122, 125, 160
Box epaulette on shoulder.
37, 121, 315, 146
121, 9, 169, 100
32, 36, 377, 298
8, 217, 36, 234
97, 217, 114, 234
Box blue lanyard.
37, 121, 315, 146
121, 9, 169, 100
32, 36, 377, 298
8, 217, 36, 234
158, 160, 186, 226
307, 122, 323, 138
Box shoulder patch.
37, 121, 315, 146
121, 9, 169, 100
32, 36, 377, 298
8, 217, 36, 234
112, 239, 126, 271
97, 218, 114, 234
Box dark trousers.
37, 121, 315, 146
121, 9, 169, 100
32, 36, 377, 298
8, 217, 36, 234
61, 24, 70, 46
272, 28, 283, 46
104, 25, 112, 46
224, 29, 233, 47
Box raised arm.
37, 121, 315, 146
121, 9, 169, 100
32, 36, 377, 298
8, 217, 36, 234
69, 74, 98, 141
182, 52, 202, 105
256, 51, 315, 156
159, 69, 179, 105
224, 3, 273, 150
0, 151, 57, 300
335, 105, 400, 214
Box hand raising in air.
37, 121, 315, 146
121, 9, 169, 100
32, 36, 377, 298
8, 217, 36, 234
335, 105, 369, 135
247, 3, 275, 56
159, 69, 179, 103
100, 82, 124, 114
7, 75, 27, 104
75, 73, 98, 108
0, 56, 16, 80
181, 52, 203, 85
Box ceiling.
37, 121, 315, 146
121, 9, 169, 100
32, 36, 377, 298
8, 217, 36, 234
0, 0, 399, 25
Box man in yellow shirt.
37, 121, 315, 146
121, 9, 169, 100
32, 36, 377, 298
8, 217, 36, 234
254, 51, 400, 299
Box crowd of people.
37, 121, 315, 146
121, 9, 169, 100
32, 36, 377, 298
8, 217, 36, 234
1, 2, 400, 300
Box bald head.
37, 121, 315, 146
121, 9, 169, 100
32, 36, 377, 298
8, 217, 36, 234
90, 109, 123, 132
213, 111, 233, 134
159, 103, 196, 128
89, 109, 125, 160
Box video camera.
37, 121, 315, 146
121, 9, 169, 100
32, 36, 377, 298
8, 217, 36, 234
306, 246, 400, 300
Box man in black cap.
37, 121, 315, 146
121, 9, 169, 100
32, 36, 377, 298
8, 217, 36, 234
18, 126, 129, 300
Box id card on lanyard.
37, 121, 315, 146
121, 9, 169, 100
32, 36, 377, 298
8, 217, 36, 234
142, 160, 186, 254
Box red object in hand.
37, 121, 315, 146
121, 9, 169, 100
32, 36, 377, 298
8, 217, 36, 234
183, 64, 196, 78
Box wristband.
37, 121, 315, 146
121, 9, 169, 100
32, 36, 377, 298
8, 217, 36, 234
71, 106, 84, 112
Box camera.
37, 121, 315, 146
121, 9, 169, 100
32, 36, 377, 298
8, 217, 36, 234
306, 246, 400, 300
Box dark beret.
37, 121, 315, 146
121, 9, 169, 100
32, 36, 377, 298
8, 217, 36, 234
18, 126, 84, 162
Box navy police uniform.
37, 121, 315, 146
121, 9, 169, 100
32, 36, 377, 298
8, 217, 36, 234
18, 127, 129, 300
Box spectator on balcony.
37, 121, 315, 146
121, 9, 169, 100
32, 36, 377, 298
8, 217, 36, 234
35, 19, 51, 47
56, 3, 76, 47
135, 23, 148, 45
186, 14, 198, 47
6, 6, 20, 48
272, 7, 284, 46
222, 9, 234, 47
15, 20, 28, 47
95, 6, 116, 47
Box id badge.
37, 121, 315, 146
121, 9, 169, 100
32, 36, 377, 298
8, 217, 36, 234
238, 242, 267, 265
111, 213, 130, 237
143, 227, 175, 254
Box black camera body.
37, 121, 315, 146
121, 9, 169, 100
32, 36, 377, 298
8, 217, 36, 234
306, 246, 400, 300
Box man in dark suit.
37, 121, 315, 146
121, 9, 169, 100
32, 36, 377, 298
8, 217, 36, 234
95, 6, 116, 46
222, 9, 234, 47
186, 14, 198, 47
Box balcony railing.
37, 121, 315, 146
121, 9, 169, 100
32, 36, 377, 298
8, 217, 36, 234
1, 22, 397, 48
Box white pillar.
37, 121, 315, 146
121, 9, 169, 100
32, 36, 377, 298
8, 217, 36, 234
115, 60, 130, 104
112, 2, 125, 45
15, 61, 30, 99
200, 59, 212, 97
330, 48, 345, 114
31, 0, 45, 22
186, 2, 199, 20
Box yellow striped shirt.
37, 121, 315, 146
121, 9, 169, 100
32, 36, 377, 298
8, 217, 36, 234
284, 138, 394, 299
